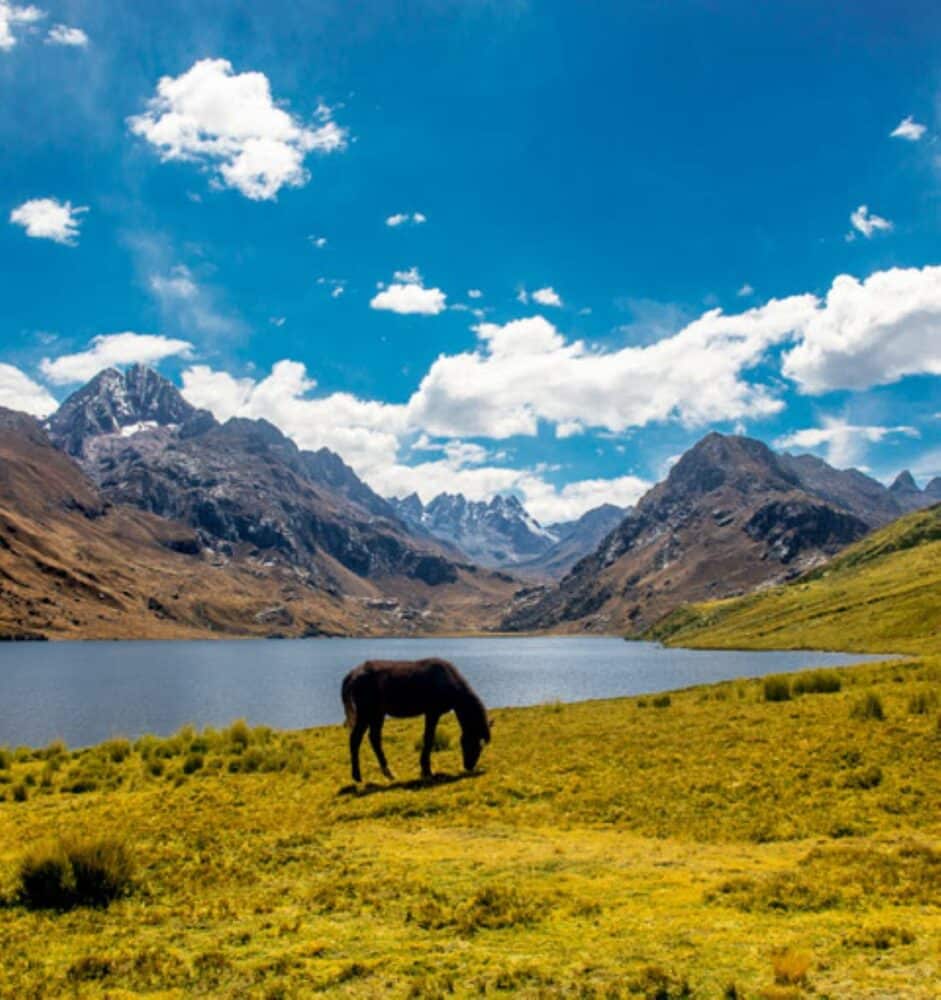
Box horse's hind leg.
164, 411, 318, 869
420, 712, 440, 780
368, 717, 393, 780
349, 719, 367, 783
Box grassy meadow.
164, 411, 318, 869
0, 653, 939, 998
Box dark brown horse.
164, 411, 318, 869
341, 658, 491, 782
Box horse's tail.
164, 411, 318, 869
341, 674, 357, 729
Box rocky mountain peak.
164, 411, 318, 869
924, 477, 941, 502
660, 432, 797, 502
47, 365, 211, 456
889, 470, 919, 495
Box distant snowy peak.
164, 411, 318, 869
389, 491, 557, 567
387, 491, 628, 572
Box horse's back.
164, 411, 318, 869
342, 658, 464, 718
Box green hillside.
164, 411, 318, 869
645, 503, 941, 654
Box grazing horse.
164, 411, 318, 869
341, 658, 491, 782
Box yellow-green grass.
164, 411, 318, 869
645, 503, 941, 655
0, 657, 939, 998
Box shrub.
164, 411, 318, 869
18, 837, 134, 910
40, 739, 68, 760
227, 719, 251, 749
182, 752, 204, 774
652, 694, 672, 708
851, 693, 884, 721
792, 670, 842, 695
102, 738, 131, 763
0, 747, 10, 770
763, 676, 792, 702
908, 690, 939, 715
843, 765, 882, 790
12, 783, 27, 802
843, 924, 915, 950
771, 948, 811, 986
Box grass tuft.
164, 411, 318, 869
17, 836, 135, 910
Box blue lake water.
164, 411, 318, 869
0, 636, 886, 748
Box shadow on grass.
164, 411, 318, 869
337, 770, 484, 797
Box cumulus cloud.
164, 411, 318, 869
890, 116, 926, 141
781, 265, 941, 393
40, 333, 193, 385
46, 23, 86, 46
385, 212, 426, 227
0, 363, 57, 416
467, 289, 482, 299
182, 360, 408, 474
531, 286, 562, 307
777, 418, 919, 469
849, 204, 892, 239
737, 283, 754, 297
128, 58, 347, 200
0, 1, 43, 51
371, 268, 446, 315
309, 235, 327, 248
407, 298, 817, 439
9, 197, 87, 245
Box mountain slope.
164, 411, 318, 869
46, 367, 464, 589
515, 503, 628, 578
502, 433, 882, 634
0, 408, 359, 638
645, 502, 941, 655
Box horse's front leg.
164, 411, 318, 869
368, 716, 394, 780
349, 719, 367, 783
420, 712, 441, 780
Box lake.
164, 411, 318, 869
0, 637, 886, 748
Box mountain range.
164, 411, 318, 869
388, 492, 626, 576
0, 364, 937, 639
502, 432, 939, 634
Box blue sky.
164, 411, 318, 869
2, 0, 940, 521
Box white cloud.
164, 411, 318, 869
407, 298, 817, 439
890, 116, 926, 141
393, 266, 422, 284
781, 265, 941, 393
849, 204, 892, 239
467, 289, 482, 299
531, 286, 562, 307
269, 316, 286, 327
777, 419, 919, 468
371, 270, 446, 315
40, 333, 193, 385
737, 283, 754, 297
182, 361, 409, 474
385, 212, 426, 227
0, 1, 43, 51
0, 363, 57, 416
9, 197, 87, 245
518, 474, 647, 523
331, 285, 344, 298
309, 235, 327, 248
148, 264, 239, 336
128, 58, 347, 201
46, 23, 87, 46
516, 289, 529, 304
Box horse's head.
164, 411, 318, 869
461, 714, 492, 772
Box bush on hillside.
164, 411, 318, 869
763, 677, 792, 702
18, 837, 135, 910
792, 670, 842, 695
851, 693, 885, 721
